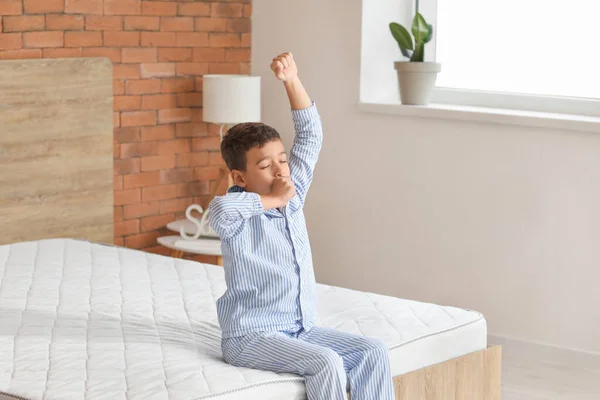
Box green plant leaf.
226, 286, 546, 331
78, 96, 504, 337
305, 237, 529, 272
411, 42, 424, 62
412, 13, 429, 43
424, 24, 433, 43
389, 22, 414, 51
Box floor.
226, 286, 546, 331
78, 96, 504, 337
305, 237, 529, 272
493, 336, 600, 399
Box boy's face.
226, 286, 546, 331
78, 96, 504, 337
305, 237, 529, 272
231, 139, 290, 195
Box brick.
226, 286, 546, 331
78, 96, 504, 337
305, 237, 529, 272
121, 110, 157, 127
176, 152, 208, 167
209, 62, 240, 74
124, 16, 159, 31
114, 112, 121, 128
114, 205, 123, 221
113, 79, 125, 95
114, 95, 141, 111
65, 0, 103, 15
211, 3, 242, 18
114, 158, 140, 175
144, 245, 171, 256
121, 142, 157, 159
191, 107, 204, 122
141, 31, 176, 47
194, 17, 227, 32
243, 4, 252, 18
126, 79, 161, 95
240, 62, 250, 74
158, 108, 192, 124
42, 48, 82, 58
161, 77, 194, 93
241, 32, 250, 47
141, 213, 173, 232
158, 47, 192, 62
122, 47, 157, 63
161, 17, 193, 32
175, 32, 208, 47
142, 1, 176, 16
224, 48, 250, 62
114, 237, 124, 247
175, 122, 208, 138
86, 15, 123, 31
141, 154, 175, 171
0, 33, 23, 50
47, 15, 84, 30
125, 232, 159, 249
140, 62, 175, 78
114, 175, 124, 191
105, 0, 141, 16
209, 33, 240, 48
194, 166, 222, 180
193, 47, 224, 62
156, 138, 190, 155
115, 219, 140, 236
0, 48, 41, 59
142, 184, 177, 202
24, 0, 63, 14
83, 47, 121, 62
114, 127, 141, 143
192, 136, 220, 152
209, 152, 224, 165
142, 125, 174, 141
228, 19, 251, 33
114, 143, 121, 159
23, 31, 63, 48
114, 188, 141, 206
3, 16, 45, 32
65, 31, 102, 47
178, 2, 209, 16
104, 31, 140, 47
176, 62, 208, 76
141, 94, 177, 110
160, 198, 192, 214
123, 170, 160, 188
177, 181, 209, 197
114, 63, 141, 79
0, 0, 21, 15
177, 92, 202, 108
123, 201, 160, 219
160, 168, 194, 185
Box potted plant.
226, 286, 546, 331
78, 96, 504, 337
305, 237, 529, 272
389, 11, 440, 105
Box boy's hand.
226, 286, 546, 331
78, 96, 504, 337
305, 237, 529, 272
270, 52, 298, 82
260, 176, 296, 209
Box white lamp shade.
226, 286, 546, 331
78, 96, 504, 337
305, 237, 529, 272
203, 75, 261, 124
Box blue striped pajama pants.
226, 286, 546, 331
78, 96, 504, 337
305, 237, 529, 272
222, 326, 395, 400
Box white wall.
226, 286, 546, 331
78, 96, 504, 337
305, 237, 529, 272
251, 0, 600, 354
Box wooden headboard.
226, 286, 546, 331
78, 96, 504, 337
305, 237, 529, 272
0, 58, 113, 245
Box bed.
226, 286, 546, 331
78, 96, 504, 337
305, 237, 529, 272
0, 58, 501, 400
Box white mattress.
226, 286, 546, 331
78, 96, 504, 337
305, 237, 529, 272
0, 239, 487, 400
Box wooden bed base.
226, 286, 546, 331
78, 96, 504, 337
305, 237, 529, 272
390, 345, 501, 400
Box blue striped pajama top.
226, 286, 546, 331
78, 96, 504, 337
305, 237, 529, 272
208, 102, 323, 339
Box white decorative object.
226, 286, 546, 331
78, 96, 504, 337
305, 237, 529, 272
180, 204, 219, 240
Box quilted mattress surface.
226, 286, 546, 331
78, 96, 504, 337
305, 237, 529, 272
0, 239, 486, 400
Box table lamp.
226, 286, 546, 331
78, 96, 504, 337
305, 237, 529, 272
179, 74, 261, 241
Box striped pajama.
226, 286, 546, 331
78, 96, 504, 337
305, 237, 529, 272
222, 326, 394, 400
209, 102, 394, 399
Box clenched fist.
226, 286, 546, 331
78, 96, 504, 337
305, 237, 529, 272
260, 176, 296, 210
270, 52, 298, 82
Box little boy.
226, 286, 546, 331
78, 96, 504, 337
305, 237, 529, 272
209, 53, 394, 400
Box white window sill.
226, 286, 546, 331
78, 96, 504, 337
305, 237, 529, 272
357, 102, 600, 134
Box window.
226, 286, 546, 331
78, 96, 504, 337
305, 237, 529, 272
428, 0, 600, 116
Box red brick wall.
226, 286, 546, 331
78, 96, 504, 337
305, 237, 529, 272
0, 0, 250, 262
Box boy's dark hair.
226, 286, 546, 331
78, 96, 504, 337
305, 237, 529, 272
221, 123, 281, 171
